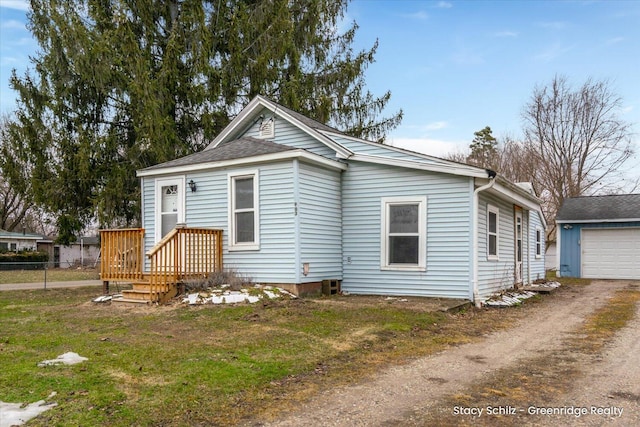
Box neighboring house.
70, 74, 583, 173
121, 95, 545, 305
556, 194, 640, 280
0, 229, 51, 252
545, 241, 557, 271
58, 237, 101, 268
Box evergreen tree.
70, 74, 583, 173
7, 0, 402, 242
467, 126, 498, 169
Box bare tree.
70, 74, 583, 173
522, 75, 634, 238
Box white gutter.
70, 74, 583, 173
472, 175, 496, 307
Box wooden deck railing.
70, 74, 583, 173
100, 228, 145, 281
147, 226, 223, 296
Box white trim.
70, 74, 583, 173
489, 181, 541, 211
555, 220, 562, 275
137, 149, 347, 177
535, 226, 543, 259
206, 95, 353, 158
380, 196, 427, 272
487, 204, 500, 261
228, 170, 260, 251
351, 153, 488, 178
557, 218, 640, 224
154, 176, 185, 243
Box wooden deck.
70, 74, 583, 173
100, 226, 223, 304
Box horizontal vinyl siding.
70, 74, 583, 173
143, 177, 156, 271
180, 162, 297, 283
342, 161, 472, 299
331, 136, 448, 166
299, 162, 343, 281
239, 108, 337, 158
529, 211, 545, 281
477, 194, 515, 298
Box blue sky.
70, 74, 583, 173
1, 0, 639, 159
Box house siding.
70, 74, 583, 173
330, 135, 447, 166
298, 161, 343, 281
143, 162, 298, 283
558, 221, 640, 278
341, 161, 473, 299
142, 177, 156, 271
529, 210, 546, 281
236, 108, 337, 159
477, 194, 516, 297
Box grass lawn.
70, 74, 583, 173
0, 282, 571, 426
0, 268, 100, 284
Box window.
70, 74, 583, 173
229, 171, 259, 250
535, 227, 542, 258
0, 242, 7, 251
381, 196, 426, 271
10, 243, 17, 251
487, 204, 499, 260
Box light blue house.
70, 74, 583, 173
134, 96, 546, 304
556, 194, 640, 280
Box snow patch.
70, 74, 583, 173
37, 352, 88, 367
0, 392, 57, 427
182, 285, 296, 305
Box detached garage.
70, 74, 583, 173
556, 194, 640, 280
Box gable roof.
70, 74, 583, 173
140, 137, 294, 172
556, 194, 640, 222
205, 95, 353, 158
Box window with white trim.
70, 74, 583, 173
381, 196, 427, 271
535, 227, 542, 258
229, 171, 259, 250
487, 204, 499, 260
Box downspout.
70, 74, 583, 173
472, 170, 497, 307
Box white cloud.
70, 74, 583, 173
604, 36, 624, 46
494, 30, 518, 38
423, 121, 448, 131
0, 19, 26, 30
620, 105, 634, 114
401, 11, 429, 20
388, 137, 467, 158
533, 42, 573, 62
0, 0, 30, 11
434, 1, 453, 9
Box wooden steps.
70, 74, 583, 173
113, 278, 179, 305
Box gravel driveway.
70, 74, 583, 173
259, 280, 640, 427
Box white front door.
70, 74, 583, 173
155, 177, 185, 242
515, 208, 523, 283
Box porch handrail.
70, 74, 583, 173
147, 227, 223, 298
100, 228, 145, 281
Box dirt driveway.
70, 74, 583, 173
261, 280, 640, 426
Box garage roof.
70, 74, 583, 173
557, 194, 640, 222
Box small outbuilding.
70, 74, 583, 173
556, 194, 640, 279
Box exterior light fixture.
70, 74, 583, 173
188, 179, 197, 193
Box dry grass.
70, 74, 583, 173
0, 268, 100, 284
0, 285, 542, 426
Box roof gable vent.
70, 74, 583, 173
258, 117, 275, 139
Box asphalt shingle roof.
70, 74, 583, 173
141, 137, 295, 171
556, 194, 640, 221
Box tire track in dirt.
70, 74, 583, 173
258, 281, 633, 427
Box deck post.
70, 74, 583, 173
103, 280, 109, 294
